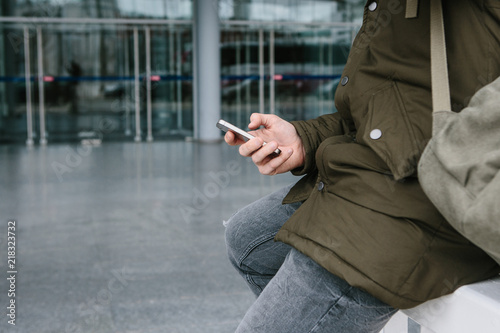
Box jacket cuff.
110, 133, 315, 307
290, 120, 318, 176
289, 113, 350, 175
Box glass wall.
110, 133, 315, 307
149, 26, 194, 138
0, 0, 363, 144
218, 1, 364, 127
0, 22, 29, 143
0, 22, 193, 143
6, 0, 193, 19
219, 0, 362, 23
41, 24, 134, 142
219, 25, 355, 129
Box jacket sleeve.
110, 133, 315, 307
290, 112, 350, 175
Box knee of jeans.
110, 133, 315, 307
224, 212, 244, 267
224, 207, 261, 269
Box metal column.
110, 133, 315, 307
133, 27, 141, 142
269, 29, 275, 114
176, 30, 182, 130
258, 29, 264, 115
145, 26, 153, 142
235, 33, 242, 127
169, 27, 176, 131
328, 29, 334, 113
124, 30, 132, 136
194, 0, 221, 142
37, 26, 47, 145
24, 26, 34, 146
191, 20, 199, 140
318, 30, 324, 115
245, 33, 251, 122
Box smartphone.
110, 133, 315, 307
216, 119, 281, 155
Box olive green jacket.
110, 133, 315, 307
275, 0, 500, 309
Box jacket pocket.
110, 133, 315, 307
356, 81, 419, 180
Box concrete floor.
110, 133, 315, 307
0, 140, 297, 333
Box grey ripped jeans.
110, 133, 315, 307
224, 183, 397, 333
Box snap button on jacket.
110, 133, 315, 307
276, 0, 500, 309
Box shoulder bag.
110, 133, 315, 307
418, 0, 500, 264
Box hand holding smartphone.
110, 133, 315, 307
216, 119, 281, 155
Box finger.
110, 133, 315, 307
224, 131, 237, 145
239, 137, 264, 157
251, 141, 280, 165
225, 131, 247, 146
259, 148, 294, 176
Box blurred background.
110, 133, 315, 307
0, 0, 363, 144
0, 1, 365, 332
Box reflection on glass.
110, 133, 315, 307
0, 0, 364, 144
148, 27, 193, 138
0, 22, 194, 143
220, 0, 364, 23
220, 26, 354, 127
35, 25, 132, 142
8, 0, 363, 23
8, 0, 193, 20
0, 24, 31, 143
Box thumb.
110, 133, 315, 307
248, 113, 275, 130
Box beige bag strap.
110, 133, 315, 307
430, 0, 451, 111
406, 0, 419, 18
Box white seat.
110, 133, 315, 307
382, 276, 500, 333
